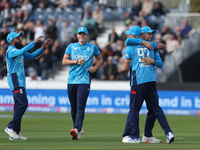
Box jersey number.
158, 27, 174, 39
137, 47, 150, 67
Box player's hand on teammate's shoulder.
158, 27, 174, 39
43, 38, 52, 49
34, 36, 43, 43
142, 41, 153, 50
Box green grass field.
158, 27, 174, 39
0, 112, 199, 150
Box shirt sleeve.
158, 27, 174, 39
154, 50, 163, 68
125, 46, 132, 60
125, 38, 143, 46
24, 47, 45, 60
7, 42, 35, 59
65, 43, 72, 56
93, 45, 101, 56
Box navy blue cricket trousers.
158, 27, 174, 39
7, 87, 28, 134
123, 82, 172, 138
67, 84, 90, 131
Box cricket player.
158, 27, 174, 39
5, 31, 51, 140
122, 26, 174, 144
62, 27, 103, 140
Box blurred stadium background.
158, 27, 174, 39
1, 0, 200, 114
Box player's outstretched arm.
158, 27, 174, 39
156, 43, 166, 50
34, 36, 43, 43
7, 36, 44, 58
42, 38, 52, 49
24, 38, 52, 60
126, 38, 153, 50
126, 38, 142, 46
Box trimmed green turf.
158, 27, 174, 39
0, 112, 199, 150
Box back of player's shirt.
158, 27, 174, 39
65, 42, 100, 84
125, 44, 156, 86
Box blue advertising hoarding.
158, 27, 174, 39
0, 89, 200, 115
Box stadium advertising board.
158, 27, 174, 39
0, 89, 200, 115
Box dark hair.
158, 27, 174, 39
15, 43, 23, 49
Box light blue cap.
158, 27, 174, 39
141, 26, 155, 33
125, 26, 141, 36
7, 32, 23, 44
77, 27, 88, 35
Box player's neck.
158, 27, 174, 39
79, 41, 86, 45
10, 42, 15, 46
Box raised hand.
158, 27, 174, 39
34, 36, 43, 43
43, 38, 52, 49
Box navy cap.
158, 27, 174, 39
7, 32, 23, 44
125, 26, 141, 36
77, 27, 88, 35
141, 26, 155, 33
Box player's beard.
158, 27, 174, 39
15, 42, 23, 49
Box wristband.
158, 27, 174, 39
42, 46, 46, 50
76, 59, 78, 64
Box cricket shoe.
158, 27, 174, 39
122, 137, 140, 143
70, 128, 78, 140
9, 133, 28, 140
166, 132, 175, 143
122, 136, 130, 143
70, 128, 84, 140
142, 135, 162, 143
5, 127, 19, 140
77, 128, 84, 139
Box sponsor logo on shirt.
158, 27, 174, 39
74, 54, 89, 59
12, 48, 17, 52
